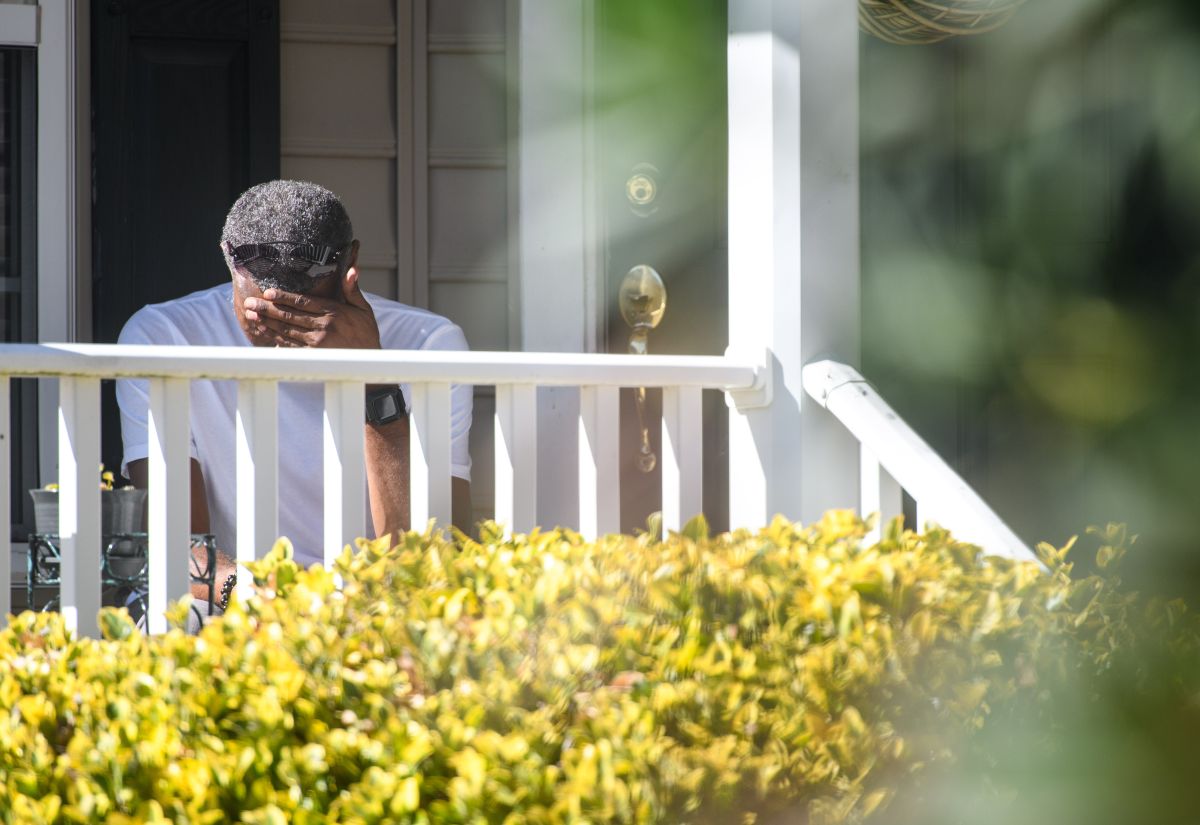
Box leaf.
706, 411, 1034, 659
682, 513, 710, 542
164, 595, 194, 629
644, 511, 664, 541
393, 776, 421, 814
98, 608, 136, 641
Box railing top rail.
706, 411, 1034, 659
0, 343, 761, 390
803, 359, 1036, 564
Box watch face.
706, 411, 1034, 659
377, 393, 400, 420
367, 387, 405, 424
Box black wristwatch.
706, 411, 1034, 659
365, 385, 408, 425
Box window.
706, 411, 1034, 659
1, 47, 37, 539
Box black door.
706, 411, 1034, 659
92, 0, 279, 475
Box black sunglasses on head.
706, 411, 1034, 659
226, 240, 348, 280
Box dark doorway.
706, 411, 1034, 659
92, 0, 279, 475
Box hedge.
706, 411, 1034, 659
0, 514, 1195, 823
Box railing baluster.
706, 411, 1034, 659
0, 377, 8, 622
147, 377, 191, 634
323, 381, 365, 567
860, 444, 902, 545
58, 377, 102, 637
661, 386, 703, 534
494, 383, 537, 535
410, 382, 453, 531
236, 380, 278, 596
578, 385, 620, 540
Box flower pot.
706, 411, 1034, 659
105, 538, 148, 580
28, 488, 148, 536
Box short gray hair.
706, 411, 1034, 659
220, 179, 353, 249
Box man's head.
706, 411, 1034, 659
221, 180, 355, 295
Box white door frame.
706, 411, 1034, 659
29, 0, 91, 488
515, 0, 607, 527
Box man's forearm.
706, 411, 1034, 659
365, 416, 410, 542
194, 547, 236, 606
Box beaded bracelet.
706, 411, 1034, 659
217, 573, 237, 612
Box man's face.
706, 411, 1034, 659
225, 240, 357, 346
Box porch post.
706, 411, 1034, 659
726, 0, 861, 527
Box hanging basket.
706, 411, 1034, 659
859, 0, 1026, 45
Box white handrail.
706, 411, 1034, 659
802, 360, 1035, 563
0, 344, 760, 387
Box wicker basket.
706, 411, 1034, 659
860, 0, 1026, 45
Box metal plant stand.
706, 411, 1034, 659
26, 533, 219, 628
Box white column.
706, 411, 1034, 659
409, 382, 453, 532
494, 384, 538, 535
661, 386, 703, 534
57, 377, 102, 637
0, 379, 8, 622
727, 0, 861, 528
578, 385, 619, 540
236, 380, 278, 595
860, 444, 902, 545
323, 382, 366, 565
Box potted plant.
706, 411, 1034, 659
29, 466, 147, 536
28, 467, 149, 585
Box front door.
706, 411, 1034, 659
92, 0, 280, 475
595, 0, 729, 532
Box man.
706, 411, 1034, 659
117, 180, 473, 605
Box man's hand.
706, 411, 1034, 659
242, 266, 380, 350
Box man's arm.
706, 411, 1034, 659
364, 413, 410, 541
365, 417, 473, 541
452, 478, 473, 537
127, 457, 236, 603
244, 265, 474, 542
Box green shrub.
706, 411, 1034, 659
0, 514, 1194, 823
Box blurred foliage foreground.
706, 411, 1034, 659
0, 516, 1197, 824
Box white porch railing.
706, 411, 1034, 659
0, 344, 763, 637
803, 360, 1034, 563
0, 344, 1032, 638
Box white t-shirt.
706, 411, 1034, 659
116, 283, 472, 568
